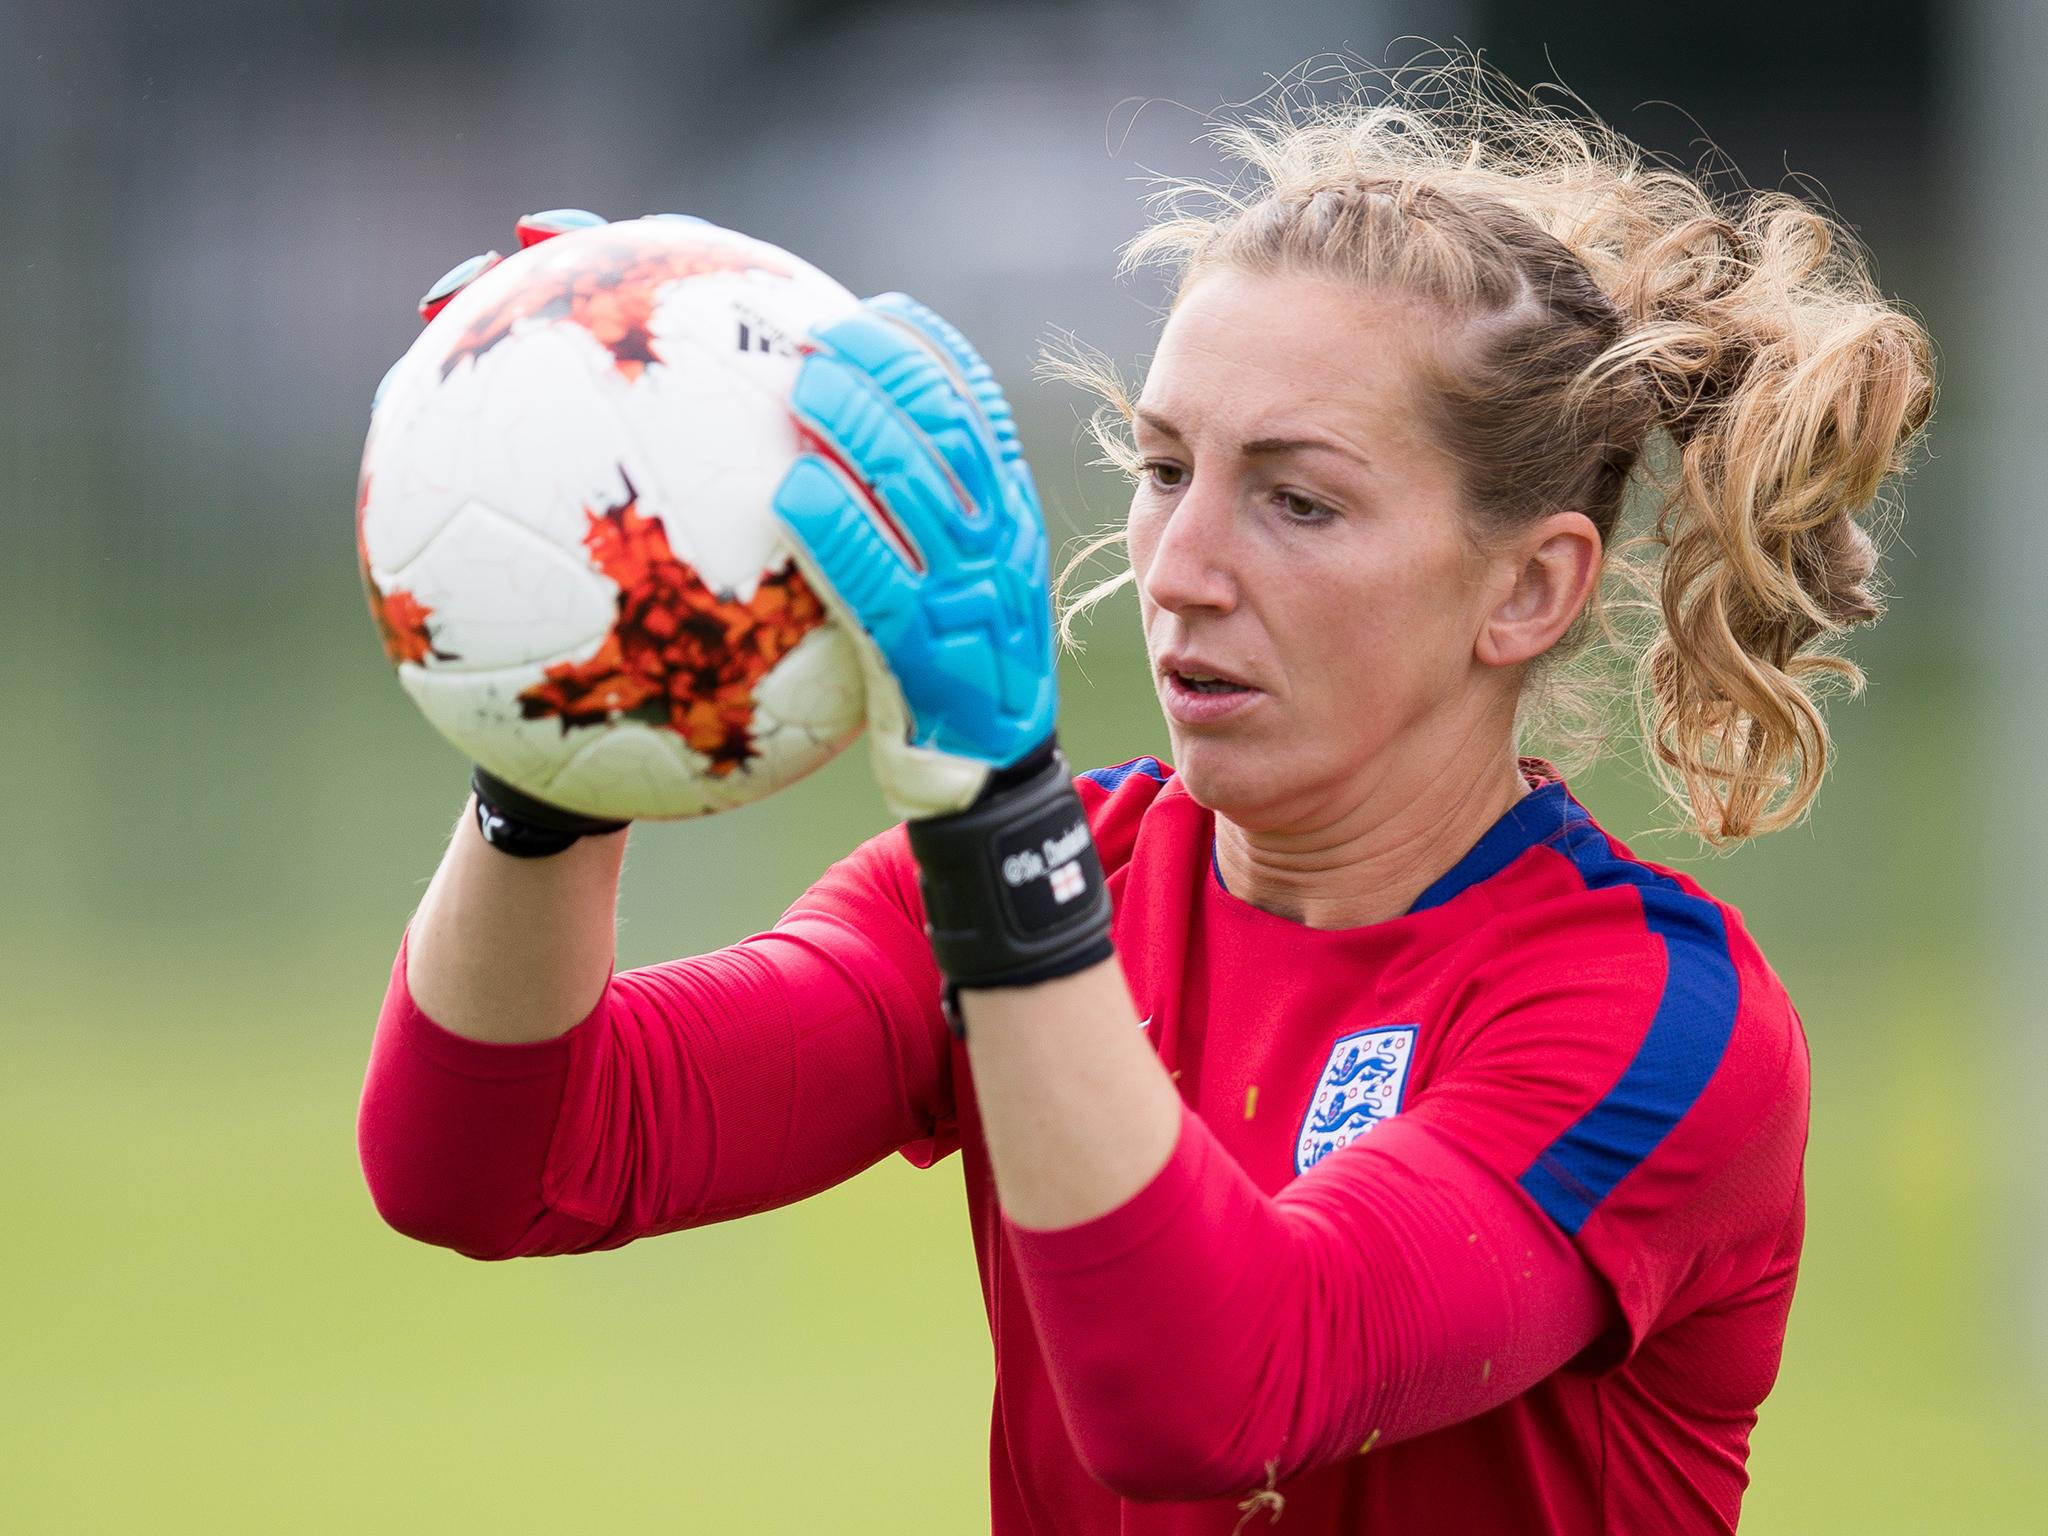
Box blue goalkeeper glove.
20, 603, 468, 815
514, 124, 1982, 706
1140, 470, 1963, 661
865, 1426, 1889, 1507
772, 294, 1057, 822
773, 298, 1108, 1021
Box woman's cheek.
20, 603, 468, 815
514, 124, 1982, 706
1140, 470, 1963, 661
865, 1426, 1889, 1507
1124, 498, 1162, 578
1128, 512, 1176, 631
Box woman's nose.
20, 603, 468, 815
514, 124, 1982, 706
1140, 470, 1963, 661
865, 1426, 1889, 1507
1135, 482, 1237, 616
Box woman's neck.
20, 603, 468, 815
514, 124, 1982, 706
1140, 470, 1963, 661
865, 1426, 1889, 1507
1211, 730, 1531, 930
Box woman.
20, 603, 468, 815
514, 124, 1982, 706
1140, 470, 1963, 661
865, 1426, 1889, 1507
359, 68, 1932, 1534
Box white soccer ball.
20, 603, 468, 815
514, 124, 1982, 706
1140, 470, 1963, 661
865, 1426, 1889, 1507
356, 215, 870, 820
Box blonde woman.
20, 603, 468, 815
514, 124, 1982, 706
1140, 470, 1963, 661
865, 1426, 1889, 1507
360, 63, 1931, 1534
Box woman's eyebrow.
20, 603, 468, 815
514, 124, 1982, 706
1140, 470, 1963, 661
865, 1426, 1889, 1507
1241, 432, 1377, 476
1138, 409, 1375, 473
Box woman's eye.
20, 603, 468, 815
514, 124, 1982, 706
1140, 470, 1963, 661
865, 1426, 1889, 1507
1141, 461, 1188, 492
1276, 490, 1334, 524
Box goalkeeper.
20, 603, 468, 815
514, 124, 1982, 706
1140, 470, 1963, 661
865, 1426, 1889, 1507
358, 71, 1931, 1535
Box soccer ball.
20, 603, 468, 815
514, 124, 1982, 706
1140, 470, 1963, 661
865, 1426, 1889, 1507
356, 215, 871, 820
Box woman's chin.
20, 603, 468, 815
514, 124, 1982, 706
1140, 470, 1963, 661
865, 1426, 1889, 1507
1169, 742, 1273, 822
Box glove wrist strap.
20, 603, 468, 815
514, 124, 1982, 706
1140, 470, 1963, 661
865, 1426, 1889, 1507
472, 766, 628, 859
905, 743, 1114, 1038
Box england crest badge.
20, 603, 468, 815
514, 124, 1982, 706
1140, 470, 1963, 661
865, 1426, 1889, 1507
1295, 1026, 1418, 1175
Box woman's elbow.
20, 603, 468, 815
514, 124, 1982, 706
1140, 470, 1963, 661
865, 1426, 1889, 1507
355, 1103, 543, 1261
1068, 1396, 1275, 1504
360, 1169, 524, 1261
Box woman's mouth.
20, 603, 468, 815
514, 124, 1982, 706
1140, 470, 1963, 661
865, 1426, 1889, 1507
1161, 668, 1262, 725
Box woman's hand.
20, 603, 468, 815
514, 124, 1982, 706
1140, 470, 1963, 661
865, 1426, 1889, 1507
773, 295, 1057, 822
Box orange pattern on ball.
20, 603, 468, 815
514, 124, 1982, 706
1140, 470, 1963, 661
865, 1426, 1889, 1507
439, 232, 786, 382
517, 478, 829, 775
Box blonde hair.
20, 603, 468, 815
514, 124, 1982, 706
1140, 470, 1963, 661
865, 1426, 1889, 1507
1048, 57, 1934, 844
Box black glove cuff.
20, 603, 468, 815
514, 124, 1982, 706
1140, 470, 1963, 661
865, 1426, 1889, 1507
905, 743, 1114, 1037
472, 766, 628, 859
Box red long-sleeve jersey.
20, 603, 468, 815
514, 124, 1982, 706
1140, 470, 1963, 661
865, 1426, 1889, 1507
359, 760, 1807, 1532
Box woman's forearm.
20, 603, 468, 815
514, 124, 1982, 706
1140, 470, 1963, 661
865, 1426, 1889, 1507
959, 957, 1183, 1230
404, 796, 629, 1044
960, 955, 1607, 1499
1001, 1109, 1607, 1499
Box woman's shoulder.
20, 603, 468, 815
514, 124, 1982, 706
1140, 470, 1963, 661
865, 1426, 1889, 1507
1448, 784, 1808, 1161
1074, 752, 1176, 800
1073, 753, 1194, 875
1455, 778, 1789, 989
1422, 790, 1808, 1333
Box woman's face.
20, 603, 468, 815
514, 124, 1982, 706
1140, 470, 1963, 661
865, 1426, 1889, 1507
1128, 267, 1508, 829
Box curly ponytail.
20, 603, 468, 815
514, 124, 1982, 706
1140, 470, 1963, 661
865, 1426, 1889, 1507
1612, 202, 1932, 835
1052, 55, 1934, 842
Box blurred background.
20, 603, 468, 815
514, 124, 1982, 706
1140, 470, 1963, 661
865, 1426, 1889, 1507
3, 0, 2041, 1530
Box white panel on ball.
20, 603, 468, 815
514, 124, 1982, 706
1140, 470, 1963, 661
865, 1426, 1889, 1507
538, 722, 730, 821
380, 501, 617, 673
753, 626, 867, 736
397, 658, 580, 793
449, 324, 648, 556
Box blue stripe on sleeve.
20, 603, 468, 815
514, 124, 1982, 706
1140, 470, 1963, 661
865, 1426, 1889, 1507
1517, 810, 1742, 1235
1079, 756, 1168, 792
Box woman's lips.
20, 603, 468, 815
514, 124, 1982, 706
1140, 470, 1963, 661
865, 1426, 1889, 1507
1161, 669, 1263, 725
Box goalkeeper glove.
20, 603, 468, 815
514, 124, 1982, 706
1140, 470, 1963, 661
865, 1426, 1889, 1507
772, 297, 1113, 1028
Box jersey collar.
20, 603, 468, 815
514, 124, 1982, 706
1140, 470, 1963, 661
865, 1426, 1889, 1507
1404, 777, 1585, 915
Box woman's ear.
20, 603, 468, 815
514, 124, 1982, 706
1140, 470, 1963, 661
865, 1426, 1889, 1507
1475, 511, 1603, 669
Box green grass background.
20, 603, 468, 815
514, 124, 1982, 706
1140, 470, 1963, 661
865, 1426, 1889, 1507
3, 487, 2042, 1532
